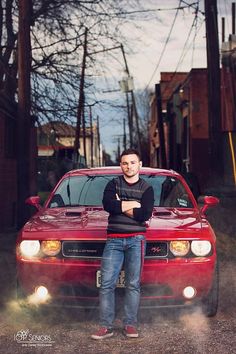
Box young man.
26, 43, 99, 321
91, 148, 154, 340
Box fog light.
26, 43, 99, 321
27, 286, 50, 305
183, 286, 196, 299
35, 286, 49, 301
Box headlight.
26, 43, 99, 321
170, 241, 190, 256
41, 240, 61, 256
19, 240, 40, 257
191, 240, 211, 256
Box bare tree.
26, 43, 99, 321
1, 1, 149, 121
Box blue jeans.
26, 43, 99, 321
99, 235, 146, 328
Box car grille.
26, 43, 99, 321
62, 241, 168, 259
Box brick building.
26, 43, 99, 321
149, 72, 188, 168
149, 67, 236, 192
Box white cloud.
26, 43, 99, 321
94, 0, 232, 157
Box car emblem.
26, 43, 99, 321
151, 246, 162, 253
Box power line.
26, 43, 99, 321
174, 4, 201, 72
145, 0, 182, 89
152, 2, 204, 99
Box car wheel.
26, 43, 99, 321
202, 261, 219, 317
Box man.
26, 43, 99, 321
91, 148, 154, 340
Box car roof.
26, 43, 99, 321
64, 166, 181, 178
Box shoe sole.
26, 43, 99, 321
125, 334, 139, 338
91, 332, 114, 340
123, 330, 139, 338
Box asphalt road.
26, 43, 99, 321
0, 202, 235, 354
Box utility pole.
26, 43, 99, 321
155, 84, 167, 168
123, 116, 127, 150
74, 27, 88, 165
17, 0, 32, 228
82, 93, 87, 166
233, 2, 236, 34
204, 0, 223, 184
120, 44, 141, 153
97, 115, 101, 166
89, 106, 94, 167
125, 91, 133, 147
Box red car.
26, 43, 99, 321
16, 167, 219, 316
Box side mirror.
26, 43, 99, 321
25, 196, 42, 210
198, 195, 219, 214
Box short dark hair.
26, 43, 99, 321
120, 148, 141, 161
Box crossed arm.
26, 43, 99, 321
103, 179, 154, 222
116, 193, 140, 217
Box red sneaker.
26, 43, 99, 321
123, 325, 139, 338
91, 327, 114, 340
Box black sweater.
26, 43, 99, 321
102, 176, 154, 234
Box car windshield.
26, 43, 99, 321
48, 174, 193, 208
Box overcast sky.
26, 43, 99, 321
92, 0, 233, 159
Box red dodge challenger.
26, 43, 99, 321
16, 167, 219, 316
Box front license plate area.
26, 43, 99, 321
96, 270, 125, 288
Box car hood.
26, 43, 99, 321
24, 207, 109, 232
148, 208, 204, 237
23, 207, 203, 234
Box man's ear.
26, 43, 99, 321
139, 161, 142, 168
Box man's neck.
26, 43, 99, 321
123, 175, 139, 184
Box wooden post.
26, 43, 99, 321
89, 106, 94, 167
232, 2, 235, 34
204, 0, 223, 184
123, 116, 127, 150
74, 27, 88, 163
97, 115, 101, 166
17, 0, 32, 228
120, 44, 141, 152
82, 93, 87, 166
155, 84, 167, 168
222, 17, 225, 43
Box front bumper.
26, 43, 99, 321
16, 255, 216, 308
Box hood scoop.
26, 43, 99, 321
65, 211, 84, 217
64, 207, 87, 218
153, 211, 172, 217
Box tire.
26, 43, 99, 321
202, 261, 219, 317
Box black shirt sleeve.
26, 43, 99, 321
102, 179, 122, 214
133, 186, 154, 222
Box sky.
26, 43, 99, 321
91, 0, 233, 159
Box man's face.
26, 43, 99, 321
120, 154, 142, 179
